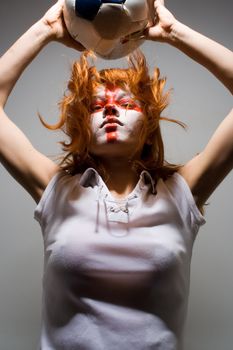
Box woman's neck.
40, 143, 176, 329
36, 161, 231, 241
98, 157, 139, 199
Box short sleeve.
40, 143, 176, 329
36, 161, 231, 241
162, 172, 206, 232
34, 171, 66, 226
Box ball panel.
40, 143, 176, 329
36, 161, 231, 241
63, 0, 149, 59
95, 36, 145, 59
64, 0, 76, 15
75, 0, 102, 21
124, 0, 149, 22
64, 4, 102, 47
127, 18, 148, 35
94, 37, 120, 56
93, 4, 131, 39
63, 0, 78, 33
102, 0, 126, 3
102, 0, 125, 4
72, 20, 101, 48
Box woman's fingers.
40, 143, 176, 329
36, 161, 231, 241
154, 0, 165, 9
154, 0, 165, 16
144, 0, 176, 42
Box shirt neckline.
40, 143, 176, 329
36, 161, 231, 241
78, 167, 156, 199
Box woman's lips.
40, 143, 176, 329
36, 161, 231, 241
104, 123, 118, 132
100, 117, 124, 128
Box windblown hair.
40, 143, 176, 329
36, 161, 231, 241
40, 50, 185, 181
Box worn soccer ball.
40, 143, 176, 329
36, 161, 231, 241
63, 0, 152, 59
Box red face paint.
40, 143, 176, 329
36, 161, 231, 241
106, 131, 118, 142
91, 86, 142, 114
91, 86, 142, 143
89, 85, 144, 154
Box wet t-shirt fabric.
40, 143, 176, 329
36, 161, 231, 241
34, 168, 205, 350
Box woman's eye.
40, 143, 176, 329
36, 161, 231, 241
91, 105, 103, 112
121, 102, 135, 108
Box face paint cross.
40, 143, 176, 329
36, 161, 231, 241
90, 85, 144, 155
89, 85, 144, 157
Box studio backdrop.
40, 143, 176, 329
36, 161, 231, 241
0, 0, 232, 349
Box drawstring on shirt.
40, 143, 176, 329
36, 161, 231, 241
95, 184, 131, 236
82, 168, 156, 235
103, 195, 112, 234
95, 184, 103, 233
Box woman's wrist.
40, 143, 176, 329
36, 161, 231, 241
30, 19, 57, 46
0, 19, 57, 108
166, 20, 202, 51
165, 20, 189, 46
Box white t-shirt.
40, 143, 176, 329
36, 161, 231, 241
34, 168, 206, 350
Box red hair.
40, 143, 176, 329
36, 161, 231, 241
40, 50, 185, 180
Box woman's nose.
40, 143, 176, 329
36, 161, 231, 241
103, 104, 119, 116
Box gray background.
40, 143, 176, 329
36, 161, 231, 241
0, 0, 232, 349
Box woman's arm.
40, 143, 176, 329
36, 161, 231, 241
0, 21, 51, 108
146, 0, 233, 94
178, 108, 233, 209
0, 0, 83, 107
0, 0, 83, 203
146, 0, 233, 208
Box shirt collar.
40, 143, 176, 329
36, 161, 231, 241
138, 170, 156, 194
79, 168, 100, 188
79, 167, 155, 194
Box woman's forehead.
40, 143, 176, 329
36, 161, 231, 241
93, 84, 134, 100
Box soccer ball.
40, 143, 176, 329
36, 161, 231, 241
63, 0, 152, 59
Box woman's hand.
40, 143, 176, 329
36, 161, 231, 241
40, 0, 85, 51
145, 0, 177, 43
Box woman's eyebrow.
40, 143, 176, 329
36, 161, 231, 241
91, 94, 105, 102
115, 91, 133, 100
92, 91, 134, 102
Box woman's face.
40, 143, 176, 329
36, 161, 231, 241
89, 85, 145, 157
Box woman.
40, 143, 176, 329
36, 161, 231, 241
0, 0, 232, 349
